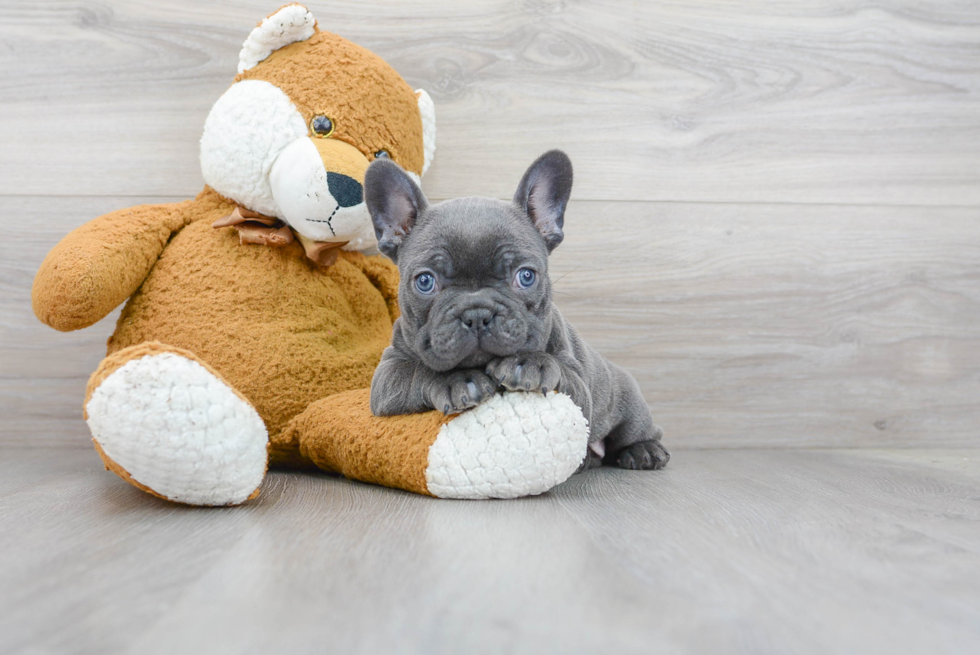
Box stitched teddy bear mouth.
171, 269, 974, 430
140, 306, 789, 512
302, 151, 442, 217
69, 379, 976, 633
302, 204, 341, 236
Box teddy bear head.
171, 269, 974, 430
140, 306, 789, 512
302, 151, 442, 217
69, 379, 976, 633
200, 3, 435, 251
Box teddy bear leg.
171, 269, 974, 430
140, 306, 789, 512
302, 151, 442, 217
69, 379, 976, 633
84, 342, 268, 506
284, 388, 590, 499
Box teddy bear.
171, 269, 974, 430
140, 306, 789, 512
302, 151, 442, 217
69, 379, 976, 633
32, 4, 589, 506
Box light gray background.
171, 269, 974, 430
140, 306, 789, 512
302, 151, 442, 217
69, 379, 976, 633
1, 2, 978, 653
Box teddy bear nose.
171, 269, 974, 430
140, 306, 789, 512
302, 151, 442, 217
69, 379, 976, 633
327, 173, 363, 208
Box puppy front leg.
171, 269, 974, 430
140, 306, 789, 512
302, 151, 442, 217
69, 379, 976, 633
486, 352, 593, 420
424, 368, 498, 415
370, 348, 429, 415
371, 347, 496, 416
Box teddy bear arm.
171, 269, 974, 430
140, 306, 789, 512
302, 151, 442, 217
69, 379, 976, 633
32, 201, 193, 332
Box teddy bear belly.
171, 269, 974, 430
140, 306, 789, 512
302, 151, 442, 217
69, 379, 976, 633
106, 219, 395, 464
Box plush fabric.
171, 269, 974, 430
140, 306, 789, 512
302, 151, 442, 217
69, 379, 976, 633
238, 29, 427, 176
288, 389, 449, 496
238, 3, 316, 74
31, 4, 588, 505
200, 79, 309, 218
32, 202, 193, 332
85, 343, 268, 506
103, 189, 399, 460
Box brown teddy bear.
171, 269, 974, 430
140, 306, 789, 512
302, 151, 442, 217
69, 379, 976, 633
32, 4, 588, 506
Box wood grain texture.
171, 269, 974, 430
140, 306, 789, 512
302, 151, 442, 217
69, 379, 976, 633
550, 200, 980, 448
0, 0, 978, 203
3, 2, 978, 652
5, 195, 978, 448
0, 196, 172, 445
1, 447, 978, 654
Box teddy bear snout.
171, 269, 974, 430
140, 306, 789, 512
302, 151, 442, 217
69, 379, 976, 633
268, 136, 378, 247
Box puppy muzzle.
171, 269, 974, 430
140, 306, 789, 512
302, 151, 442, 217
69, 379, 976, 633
416, 291, 532, 371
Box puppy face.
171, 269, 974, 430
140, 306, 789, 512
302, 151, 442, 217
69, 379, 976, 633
366, 151, 573, 371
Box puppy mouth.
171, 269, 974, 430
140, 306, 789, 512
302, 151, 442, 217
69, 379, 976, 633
409, 288, 539, 371
416, 316, 530, 372
416, 332, 520, 372
452, 350, 497, 369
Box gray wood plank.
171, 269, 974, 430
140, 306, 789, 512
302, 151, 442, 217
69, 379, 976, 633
550, 200, 980, 448
5, 195, 978, 448
1, 447, 978, 654
0, 196, 173, 446
1, 1, 978, 204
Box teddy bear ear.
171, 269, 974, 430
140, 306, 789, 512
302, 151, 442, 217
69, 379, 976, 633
238, 4, 318, 74
415, 89, 437, 177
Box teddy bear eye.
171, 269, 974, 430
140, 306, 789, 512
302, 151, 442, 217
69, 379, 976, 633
310, 115, 334, 137
374, 150, 390, 160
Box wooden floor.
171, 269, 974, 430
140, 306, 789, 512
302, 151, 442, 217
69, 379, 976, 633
2, 1, 979, 653
1, 446, 978, 654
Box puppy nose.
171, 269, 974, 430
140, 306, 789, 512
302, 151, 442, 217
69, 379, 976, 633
327, 173, 363, 207
460, 308, 493, 331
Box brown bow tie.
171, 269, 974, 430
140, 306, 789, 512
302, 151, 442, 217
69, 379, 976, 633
212, 206, 349, 268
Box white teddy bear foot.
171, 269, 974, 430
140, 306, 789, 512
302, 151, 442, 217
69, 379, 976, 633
85, 350, 268, 506
425, 392, 590, 499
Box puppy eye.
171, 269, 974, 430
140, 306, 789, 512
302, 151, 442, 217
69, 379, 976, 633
374, 150, 390, 159
310, 115, 334, 138
415, 272, 437, 295
515, 268, 536, 289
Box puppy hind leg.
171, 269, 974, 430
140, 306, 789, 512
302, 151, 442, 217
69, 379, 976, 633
604, 424, 669, 470
602, 381, 669, 471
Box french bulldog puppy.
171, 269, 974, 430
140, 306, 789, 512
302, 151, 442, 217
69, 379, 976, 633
365, 150, 668, 470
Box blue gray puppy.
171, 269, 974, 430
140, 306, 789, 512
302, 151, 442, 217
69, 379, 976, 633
365, 150, 668, 470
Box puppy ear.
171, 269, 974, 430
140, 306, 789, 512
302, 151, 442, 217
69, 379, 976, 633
365, 159, 429, 262
513, 150, 573, 252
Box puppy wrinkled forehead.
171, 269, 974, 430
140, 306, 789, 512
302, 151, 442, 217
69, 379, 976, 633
409, 197, 547, 277
419, 197, 513, 230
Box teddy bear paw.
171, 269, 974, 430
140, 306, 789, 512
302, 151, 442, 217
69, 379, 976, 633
85, 352, 268, 506
425, 391, 590, 499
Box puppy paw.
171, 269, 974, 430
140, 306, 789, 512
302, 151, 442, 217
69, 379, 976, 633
486, 352, 561, 393
427, 369, 496, 415
613, 440, 670, 470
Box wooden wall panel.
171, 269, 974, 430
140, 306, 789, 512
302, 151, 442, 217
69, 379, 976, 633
0, 1, 978, 203
550, 200, 980, 448
4, 196, 977, 448
2, 1, 977, 448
